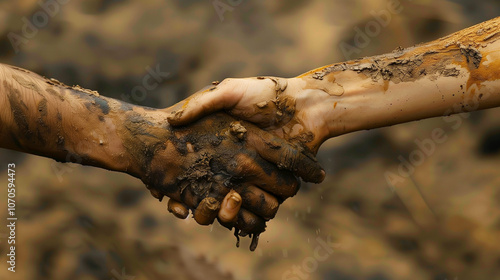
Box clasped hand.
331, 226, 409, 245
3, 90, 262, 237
141, 111, 324, 250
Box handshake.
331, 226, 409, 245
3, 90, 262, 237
6, 19, 493, 250
0, 63, 331, 252
139, 77, 328, 251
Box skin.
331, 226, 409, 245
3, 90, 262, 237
168, 17, 500, 154
0, 63, 325, 251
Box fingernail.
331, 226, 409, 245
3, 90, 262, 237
227, 194, 241, 210
167, 200, 189, 219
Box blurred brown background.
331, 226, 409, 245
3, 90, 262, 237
1, 0, 500, 279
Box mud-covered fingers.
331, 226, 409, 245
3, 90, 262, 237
148, 187, 165, 202
176, 175, 235, 225
229, 153, 300, 198
205, 177, 240, 223
257, 161, 302, 199
167, 79, 243, 126
236, 208, 266, 251
236, 208, 266, 235
218, 190, 242, 223
167, 199, 189, 219
193, 197, 221, 225
180, 184, 223, 225
245, 128, 326, 183
235, 185, 280, 220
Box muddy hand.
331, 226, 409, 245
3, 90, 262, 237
143, 113, 323, 250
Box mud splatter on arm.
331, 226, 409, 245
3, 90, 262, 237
296, 17, 500, 138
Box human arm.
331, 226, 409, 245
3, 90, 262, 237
167, 17, 500, 153
0, 64, 136, 173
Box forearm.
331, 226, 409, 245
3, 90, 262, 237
0, 63, 160, 177
296, 16, 500, 139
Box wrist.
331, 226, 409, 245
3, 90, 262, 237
114, 105, 173, 179
294, 67, 379, 140
285, 77, 333, 151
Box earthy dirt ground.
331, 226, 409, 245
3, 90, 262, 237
0, 0, 500, 279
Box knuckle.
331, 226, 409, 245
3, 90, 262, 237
227, 160, 243, 175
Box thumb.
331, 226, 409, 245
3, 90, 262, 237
167, 80, 243, 126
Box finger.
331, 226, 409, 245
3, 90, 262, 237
194, 197, 220, 226
148, 187, 165, 202
167, 81, 243, 126
216, 206, 267, 251
236, 185, 279, 220
236, 208, 266, 237
218, 190, 242, 223
246, 127, 326, 183
167, 199, 189, 219
180, 186, 199, 209
229, 153, 300, 199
